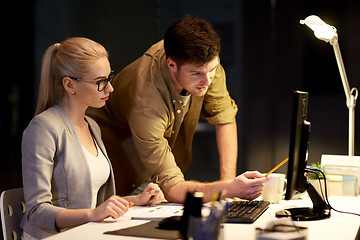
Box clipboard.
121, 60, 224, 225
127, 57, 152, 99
104, 220, 181, 239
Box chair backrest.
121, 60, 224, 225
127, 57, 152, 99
0, 188, 25, 240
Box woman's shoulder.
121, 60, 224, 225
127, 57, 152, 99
31, 105, 62, 122
25, 105, 71, 133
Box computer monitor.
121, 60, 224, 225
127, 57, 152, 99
285, 91, 309, 200
276, 91, 331, 221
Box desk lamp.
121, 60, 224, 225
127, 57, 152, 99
300, 15, 358, 156
300, 15, 360, 195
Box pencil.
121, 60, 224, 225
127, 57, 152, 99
264, 157, 289, 177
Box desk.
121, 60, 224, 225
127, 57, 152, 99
45, 196, 360, 240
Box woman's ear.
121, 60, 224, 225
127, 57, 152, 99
62, 77, 76, 95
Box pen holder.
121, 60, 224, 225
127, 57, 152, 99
187, 216, 224, 240
187, 201, 228, 240
181, 192, 204, 238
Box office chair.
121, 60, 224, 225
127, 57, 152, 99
0, 188, 25, 240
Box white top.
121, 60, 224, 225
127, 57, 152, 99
81, 140, 110, 209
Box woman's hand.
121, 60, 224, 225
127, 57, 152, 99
89, 195, 133, 221
55, 195, 132, 229
137, 182, 165, 205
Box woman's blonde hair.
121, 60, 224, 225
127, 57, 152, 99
35, 37, 108, 115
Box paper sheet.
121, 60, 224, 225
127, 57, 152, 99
123, 202, 184, 220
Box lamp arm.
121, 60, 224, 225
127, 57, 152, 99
330, 38, 357, 156
330, 39, 352, 101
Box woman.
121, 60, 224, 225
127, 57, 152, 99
21, 37, 164, 240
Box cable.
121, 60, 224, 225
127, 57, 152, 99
305, 166, 360, 217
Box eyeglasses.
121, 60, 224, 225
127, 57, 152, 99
69, 71, 115, 92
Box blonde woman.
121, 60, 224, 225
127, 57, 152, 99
21, 37, 164, 240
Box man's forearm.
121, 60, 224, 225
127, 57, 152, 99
166, 171, 270, 203
215, 122, 238, 180
166, 180, 231, 203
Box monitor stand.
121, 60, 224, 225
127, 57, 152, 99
276, 182, 331, 221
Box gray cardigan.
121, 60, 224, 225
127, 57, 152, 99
21, 105, 116, 239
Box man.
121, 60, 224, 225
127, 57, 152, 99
88, 15, 269, 203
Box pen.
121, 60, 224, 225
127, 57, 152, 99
264, 157, 289, 177
147, 190, 160, 206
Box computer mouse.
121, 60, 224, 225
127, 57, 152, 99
275, 209, 292, 218
157, 216, 182, 230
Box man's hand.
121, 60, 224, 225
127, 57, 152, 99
227, 171, 271, 200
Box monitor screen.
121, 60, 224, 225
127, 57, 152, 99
285, 91, 309, 200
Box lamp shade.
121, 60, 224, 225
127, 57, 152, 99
300, 15, 337, 42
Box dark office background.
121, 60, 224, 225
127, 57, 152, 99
1, 0, 360, 236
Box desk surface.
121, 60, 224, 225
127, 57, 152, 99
45, 195, 360, 240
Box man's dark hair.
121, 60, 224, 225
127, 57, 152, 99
164, 15, 220, 67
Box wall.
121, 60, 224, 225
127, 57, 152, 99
1, 0, 359, 215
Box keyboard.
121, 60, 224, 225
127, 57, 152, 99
225, 200, 270, 223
